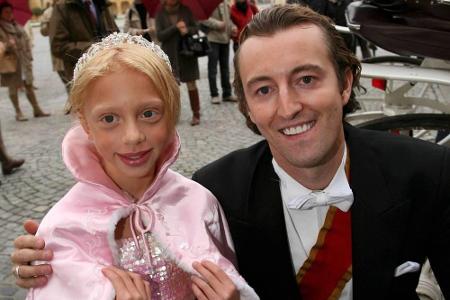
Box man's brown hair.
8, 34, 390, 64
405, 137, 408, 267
233, 4, 361, 134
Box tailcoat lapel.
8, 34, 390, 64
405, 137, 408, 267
247, 143, 301, 299
345, 124, 405, 299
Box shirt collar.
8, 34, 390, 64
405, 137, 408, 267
272, 143, 353, 211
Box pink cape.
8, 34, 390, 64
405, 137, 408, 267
27, 125, 258, 300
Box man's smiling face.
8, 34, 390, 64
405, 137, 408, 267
238, 24, 353, 180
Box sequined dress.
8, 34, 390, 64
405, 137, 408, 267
117, 233, 195, 300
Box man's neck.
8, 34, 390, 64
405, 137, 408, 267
275, 140, 345, 191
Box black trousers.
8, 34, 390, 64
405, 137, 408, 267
207, 42, 232, 98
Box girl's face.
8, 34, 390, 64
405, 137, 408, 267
80, 67, 173, 198
0, 6, 13, 22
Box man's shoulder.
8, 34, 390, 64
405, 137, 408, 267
345, 124, 448, 168
347, 124, 445, 152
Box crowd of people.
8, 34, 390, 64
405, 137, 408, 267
40, 0, 258, 125
1, 1, 449, 300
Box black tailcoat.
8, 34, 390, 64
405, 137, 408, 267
193, 124, 450, 299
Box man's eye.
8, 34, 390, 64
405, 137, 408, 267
102, 115, 116, 123
301, 76, 313, 84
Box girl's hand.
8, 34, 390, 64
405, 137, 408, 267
102, 266, 151, 300
191, 261, 240, 300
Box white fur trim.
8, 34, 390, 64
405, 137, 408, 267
107, 207, 132, 264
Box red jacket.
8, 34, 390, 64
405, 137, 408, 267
230, 2, 258, 42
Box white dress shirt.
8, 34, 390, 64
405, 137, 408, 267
272, 145, 353, 300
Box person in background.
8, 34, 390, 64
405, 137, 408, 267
0, 122, 25, 185
0, 2, 50, 121
230, 0, 258, 52
201, 1, 238, 105
156, 0, 201, 126
23, 19, 34, 49
49, 0, 118, 84
40, 0, 70, 94
123, 0, 157, 43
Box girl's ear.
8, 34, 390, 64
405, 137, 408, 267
78, 112, 93, 140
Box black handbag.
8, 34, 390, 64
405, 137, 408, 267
179, 34, 211, 57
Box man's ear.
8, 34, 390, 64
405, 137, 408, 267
341, 68, 354, 106
78, 112, 92, 140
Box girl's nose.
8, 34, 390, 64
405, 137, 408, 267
123, 121, 145, 145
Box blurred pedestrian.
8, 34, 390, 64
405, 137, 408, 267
123, 0, 157, 43
0, 2, 50, 121
23, 19, 34, 49
201, 1, 237, 104
49, 0, 118, 84
0, 122, 25, 183
156, 0, 201, 126
230, 0, 258, 52
40, 0, 70, 93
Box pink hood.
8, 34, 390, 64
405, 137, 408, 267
27, 125, 258, 300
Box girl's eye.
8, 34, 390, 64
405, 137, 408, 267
101, 115, 116, 124
256, 86, 271, 95
142, 110, 155, 118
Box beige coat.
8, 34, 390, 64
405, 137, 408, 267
49, 0, 118, 81
123, 4, 157, 43
40, 6, 64, 72
0, 20, 33, 87
200, 2, 235, 44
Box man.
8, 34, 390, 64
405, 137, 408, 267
49, 0, 118, 83
201, 1, 237, 104
196, 5, 449, 299
10, 5, 450, 299
40, 0, 70, 93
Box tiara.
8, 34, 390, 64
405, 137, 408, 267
73, 32, 172, 81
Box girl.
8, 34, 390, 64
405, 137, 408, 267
26, 33, 258, 300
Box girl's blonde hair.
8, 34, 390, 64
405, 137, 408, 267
70, 43, 180, 127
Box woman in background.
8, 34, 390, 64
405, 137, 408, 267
0, 2, 50, 121
156, 0, 201, 126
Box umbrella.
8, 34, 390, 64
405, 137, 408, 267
143, 0, 223, 20
0, 0, 32, 26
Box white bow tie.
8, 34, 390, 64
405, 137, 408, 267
287, 190, 353, 211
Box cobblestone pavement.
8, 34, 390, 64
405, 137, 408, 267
0, 25, 445, 299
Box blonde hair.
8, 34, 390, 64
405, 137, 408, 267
70, 43, 180, 127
